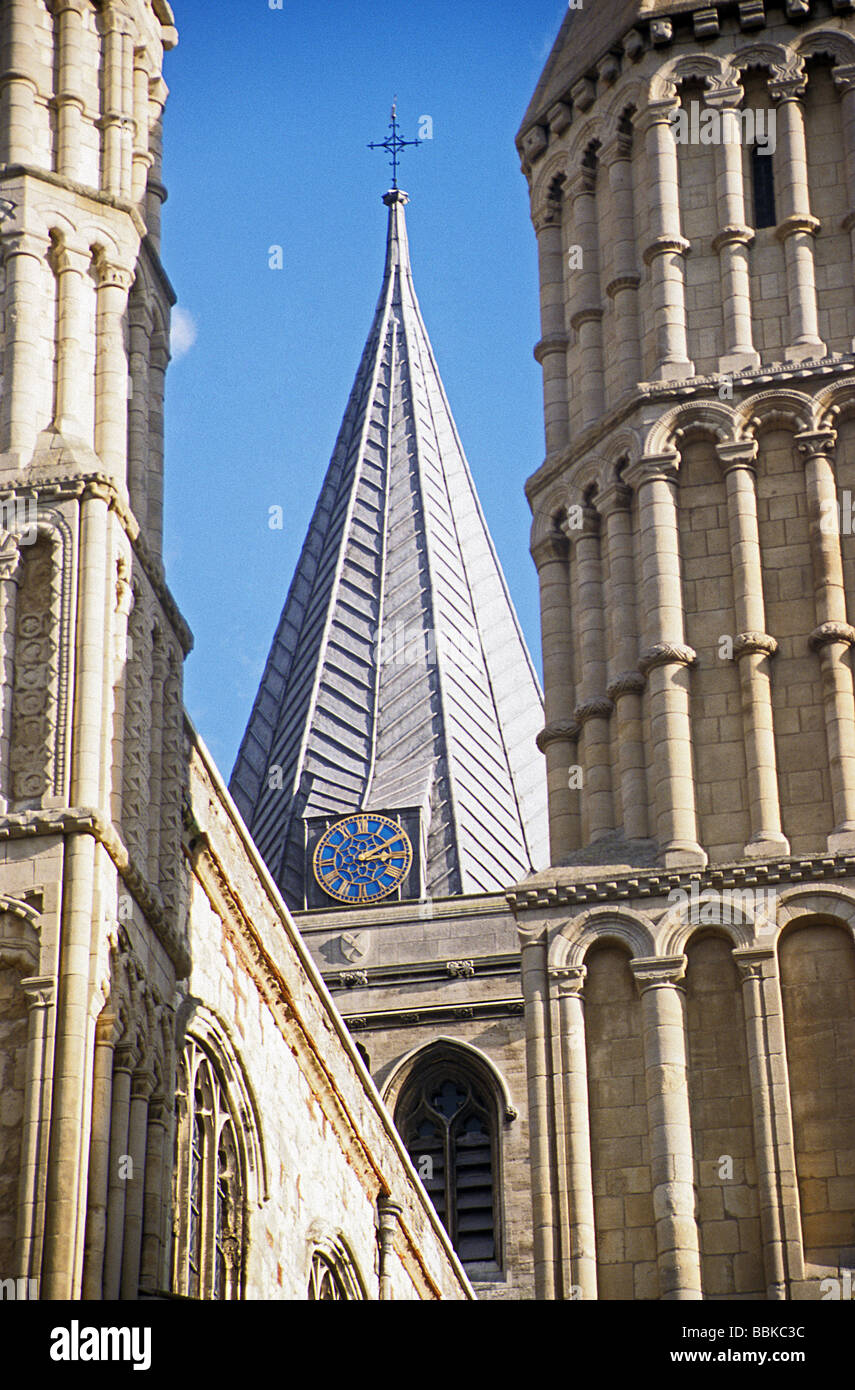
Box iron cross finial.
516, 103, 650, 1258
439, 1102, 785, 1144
368, 101, 421, 190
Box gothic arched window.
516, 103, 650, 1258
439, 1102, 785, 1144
307, 1252, 347, 1301
172, 1038, 246, 1300
395, 1057, 500, 1269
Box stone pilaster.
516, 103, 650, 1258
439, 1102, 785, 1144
51, 0, 88, 183
637, 100, 694, 381
0, 1, 40, 166
717, 440, 789, 857
769, 65, 825, 361
0, 231, 47, 465
15, 976, 55, 1283
102, 1039, 134, 1301
706, 86, 760, 372
519, 922, 559, 1300
552, 966, 597, 1299
93, 259, 133, 480
833, 64, 855, 276
99, 4, 135, 199
567, 170, 605, 429
565, 505, 614, 842
50, 241, 92, 439
120, 1064, 155, 1299
139, 1094, 169, 1295
630, 955, 702, 1300
533, 531, 580, 860
81, 1010, 122, 1298
532, 202, 569, 456
601, 131, 642, 397
598, 482, 648, 840
625, 454, 705, 866
798, 430, 855, 850
0, 533, 22, 810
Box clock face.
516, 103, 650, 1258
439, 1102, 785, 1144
312, 814, 413, 904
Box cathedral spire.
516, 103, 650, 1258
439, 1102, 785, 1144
231, 192, 548, 909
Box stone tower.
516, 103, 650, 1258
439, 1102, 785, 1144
513, 0, 855, 1299
233, 190, 549, 1298
0, 0, 189, 1300
0, 1, 471, 1306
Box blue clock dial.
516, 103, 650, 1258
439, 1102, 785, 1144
312, 814, 413, 904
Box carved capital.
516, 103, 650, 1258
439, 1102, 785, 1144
630, 953, 687, 992
711, 224, 755, 254
532, 332, 568, 364
716, 438, 759, 471
606, 670, 645, 700
94, 1009, 122, 1048
623, 451, 680, 491
733, 945, 776, 983
550, 964, 587, 996
94, 259, 134, 293
132, 1068, 156, 1101
775, 213, 820, 243
639, 642, 697, 675
833, 63, 855, 96
595, 482, 633, 519
562, 504, 599, 541
605, 272, 640, 299
536, 718, 580, 752
809, 621, 855, 651
734, 631, 778, 659
768, 62, 807, 104
574, 697, 614, 727
531, 530, 568, 567
570, 306, 604, 330
642, 234, 691, 266
795, 429, 837, 461
21, 975, 55, 1012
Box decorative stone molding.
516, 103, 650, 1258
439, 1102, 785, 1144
446, 960, 475, 978
569, 306, 604, 331
573, 697, 614, 727
638, 642, 697, 675
774, 213, 820, 244
642, 234, 691, 269
694, 8, 721, 38
768, 61, 808, 103
0, 534, 21, 584
530, 530, 568, 568
711, 224, 755, 255
536, 719, 580, 753
795, 428, 837, 460
605, 272, 641, 299
733, 631, 779, 659
738, 1, 766, 29
533, 333, 569, 364
809, 621, 855, 651
606, 671, 646, 700
716, 438, 759, 471
549, 964, 586, 996
340, 970, 368, 989
629, 953, 687, 992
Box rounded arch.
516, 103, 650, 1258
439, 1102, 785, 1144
550, 905, 657, 970
530, 150, 570, 222
566, 109, 608, 167
530, 482, 574, 553
815, 379, 855, 431
648, 52, 741, 104
658, 891, 761, 957
602, 82, 645, 142
383, 1036, 517, 1121
736, 387, 816, 439
776, 884, 855, 948
600, 424, 643, 473
727, 39, 792, 78
793, 27, 855, 68
643, 400, 738, 457
0, 896, 40, 972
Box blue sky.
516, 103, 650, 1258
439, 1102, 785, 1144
162, 0, 566, 774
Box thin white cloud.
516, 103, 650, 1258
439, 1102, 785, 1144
171, 306, 198, 360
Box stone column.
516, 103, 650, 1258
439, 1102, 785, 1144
15, 976, 55, 1282
599, 482, 648, 840
706, 87, 760, 372
100, 5, 134, 199
519, 921, 559, 1300
102, 1040, 134, 1301
718, 440, 789, 857
630, 955, 702, 1300
0, 534, 21, 810
566, 505, 614, 843
533, 202, 569, 456
52, 0, 87, 182
94, 259, 133, 480
602, 130, 642, 397
553, 966, 597, 1299
533, 531, 580, 861
768, 65, 825, 361
147, 328, 169, 553
120, 1065, 154, 1299
637, 100, 694, 381
625, 454, 705, 867
833, 64, 855, 271
127, 285, 151, 523
132, 50, 153, 205
733, 948, 794, 1299
377, 1195, 403, 1301
51, 241, 92, 439
1, 231, 47, 464
566, 170, 605, 430
139, 1094, 169, 1295
0, 0, 39, 165
81, 1010, 121, 1298
798, 429, 855, 850
145, 80, 168, 248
